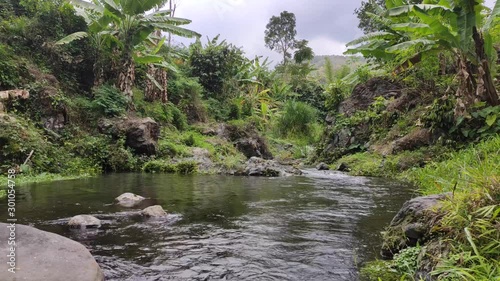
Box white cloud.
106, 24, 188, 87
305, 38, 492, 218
309, 37, 348, 56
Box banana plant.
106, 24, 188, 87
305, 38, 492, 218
57, 0, 200, 104
346, 0, 500, 110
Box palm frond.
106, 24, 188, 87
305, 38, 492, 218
55, 31, 89, 45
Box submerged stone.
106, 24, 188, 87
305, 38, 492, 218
142, 205, 167, 218
115, 192, 146, 208
68, 215, 101, 229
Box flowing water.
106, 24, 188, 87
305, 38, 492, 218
1, 170, 414, 280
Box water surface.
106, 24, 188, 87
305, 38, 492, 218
1, 170, 414, 280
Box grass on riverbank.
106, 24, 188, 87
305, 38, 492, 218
0, 172, 96, 199
350, 135, 500, 280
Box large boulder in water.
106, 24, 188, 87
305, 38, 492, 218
115, 192, 146, 208
240, 157, 302, 177
99, 117, 160, 155
68, 215, 101, 229
381, 193, 451, 259
0, 223, 104, 281
142, 205, 167, 218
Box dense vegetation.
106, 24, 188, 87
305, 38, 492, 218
0, 0, 324, 181
0, 0, 499, 280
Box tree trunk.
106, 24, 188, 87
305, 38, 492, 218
472, 27, 500, 106
144, 64, 157, 102
144, 66, 168, 103
118, 56, 135, 104
160, 68, 168, 103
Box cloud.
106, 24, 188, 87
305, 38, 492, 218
173, 0, 363, 62
172, 0, 497, 63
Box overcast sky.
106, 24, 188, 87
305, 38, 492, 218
173, 0, 496, 65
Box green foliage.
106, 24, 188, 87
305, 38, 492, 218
142, 160, 177, 173
189, 36, 247, 100
169, 103, 188, 130
360, 246, 422, 280
91, 85, 127, 117
348, 0, 500, 108
324, 80, 348, 112
142, 160, 197, 174
292, 80, 326, 117
275, 100, 318, 138
0, 116, 62, 173
404, 136, 500, 195
360, 260, 399, 281
168, 75, 204, 104
451, 104, 500, 140
106, 140, 137, 172
1, 0, 95, 90
293, 39, 314, 64
0, 44, 26, 89
176, 161, 197, 175
134, 89, 188, 130
393, 246, 421, 277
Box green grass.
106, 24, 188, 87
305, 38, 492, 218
0, 172, 96, 186
352, 136, 500, 280
403, 136, 500, 195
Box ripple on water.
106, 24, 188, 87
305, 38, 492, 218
1, 172, 413, 280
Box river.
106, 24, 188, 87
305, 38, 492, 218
0, 169, 414, 280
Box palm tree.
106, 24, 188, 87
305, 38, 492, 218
57, 0, 199, 104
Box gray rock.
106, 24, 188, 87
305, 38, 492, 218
316, 77, 402, 160
391, 128, 438, 153
0, 102, 4, 113
68, 215, 101, 229
316, 162, 330, 171
115, 192, 146, 208
142, 205, 167, 218
99, 117, 160, 155
337, 162, 350, 172
242, 157, 301, 177
381, 193, 451, 259
42, 113, 66, 131
0, 223, 104, 281
217, 123, 273, 159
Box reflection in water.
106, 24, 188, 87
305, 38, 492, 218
0, 170, 413, 280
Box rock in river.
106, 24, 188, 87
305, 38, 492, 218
316, 162, 330, 171
68, 215, 101, 229
142, 205, 167, 218
115, 192, 146, 208
242, 157, 302, 177
381, 193, 451, 259
0, 223, 104, 281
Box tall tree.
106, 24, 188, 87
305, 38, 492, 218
264, 11, 297, 64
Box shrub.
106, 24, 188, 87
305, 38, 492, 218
106, 141, 137, 172
91, 85, 127, 117
276, 100, 318, 138
142, 160, 196, 174
168, 103, 188, 131
142, 160, 176, 173
176, 161, 197, 175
